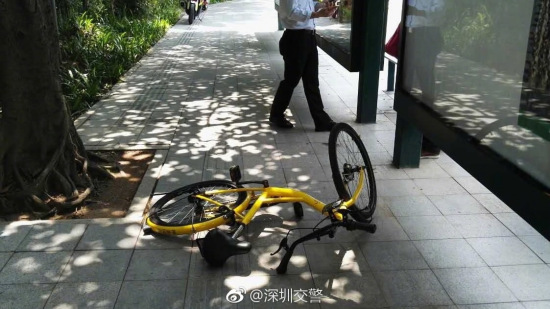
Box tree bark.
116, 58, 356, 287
530, 0, 549, 90
0, 0, 93, 217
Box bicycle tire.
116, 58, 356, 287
147, 180, 247, 230
189, 3, 195, 24
328, 123, 377, 222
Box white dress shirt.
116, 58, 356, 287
406, 0, 445, 28
277, 0, 323, 30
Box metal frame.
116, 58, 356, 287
392, 4, 550, 240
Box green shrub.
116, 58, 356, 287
56, 0, 181, 117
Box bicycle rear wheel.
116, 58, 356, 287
328, 123, 377, 222
188, 3, 195, 24
147, 180, 247, 232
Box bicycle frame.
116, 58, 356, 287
145, 167, 365, 235
182, 0, 205, 11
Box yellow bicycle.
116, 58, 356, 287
144, 123, 377, 273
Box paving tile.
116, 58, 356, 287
273, 132, 310, 144
249, 244, 309, 276
414, 178, 467, 195
44, 281, 121, 309
374, 269, 453, 307
520, 235, 550, 263
304, 242, 370, 275
283, 165, 332, 183
472, 194, 513, 213
59, 250, 133, 282
0, 251, 71, 284
360, 241, 428, 271
368, 151, 393, 166
414, 239, 486, 268
454, 176, 492, 194
434, 267, 517, 304
493, 264, 550, 301
0, 252, 12, 270
446, 214, 514, 238
0, 224, 32, 252
76, 223, 141, 250
494, 212, 541, 236
17, 223, 87, 252
457, 302, 525, 309
355, 216, 409, 242
135, 232, 194, 250
429, 194, 489, 215
313, 273, 388, 308
522, 301, 550, 308
384, 195, 441, 217
116, 279, 186, 309
126, 248, 192, 280
467, 237, 543, 266
397, 216, 462, 240
185, 273, 317, 308
436, 160, 471, 177
403, 160, 450, 179
376, 179, 424, 197
244, 220, 299, 247
0, 283, 55, 309
372, 164, 410, 180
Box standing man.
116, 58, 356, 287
269, 0, 338, 132
403, 0, 446, 158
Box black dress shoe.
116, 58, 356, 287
269, 116, 294, 129
315, 121, 336, 132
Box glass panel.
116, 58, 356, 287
315, 0, 354, 56
402, 0, 550, 188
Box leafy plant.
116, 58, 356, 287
56, 0, 181, 117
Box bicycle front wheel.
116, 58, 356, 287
147, 180, 248, 234
188, 3, 195, 24
328, 123, 377, 222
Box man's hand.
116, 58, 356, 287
312, 2, 337, 18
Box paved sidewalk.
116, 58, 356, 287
1, 0, 550, 308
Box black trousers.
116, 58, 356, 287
404, 27, 443, 153
270, 29, 333, 127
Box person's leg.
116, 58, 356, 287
270, 32, 305, 124
421, 136, 440, 158
416, 27, 443, 104
301, 36, 334, 130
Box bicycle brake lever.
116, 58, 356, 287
270, 237, 289, 255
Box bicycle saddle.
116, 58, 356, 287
196, 228, 251, 267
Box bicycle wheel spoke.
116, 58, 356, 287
329, 123, 377, 222
148, 180, 248, 228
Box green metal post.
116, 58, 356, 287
387, 61, 395, 91
393, 114, 422, 168
356, 0, 387, 123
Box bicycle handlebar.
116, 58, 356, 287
276, 220, 376, 274
343, 220, 377, 233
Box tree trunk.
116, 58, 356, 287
0, 0, 93, 217
530, 0, 549, 90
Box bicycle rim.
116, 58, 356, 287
148, 180, 247, 227
328, 123, 377, 221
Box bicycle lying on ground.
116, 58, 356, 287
144, 123, 377, 274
